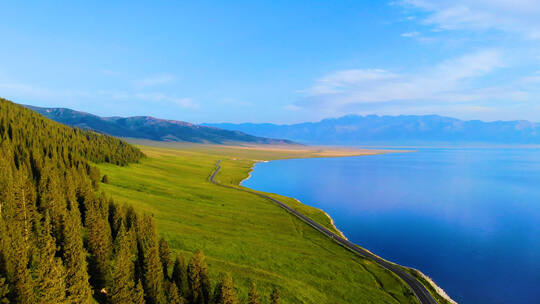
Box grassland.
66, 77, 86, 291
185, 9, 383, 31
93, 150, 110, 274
97, 143, 418, 304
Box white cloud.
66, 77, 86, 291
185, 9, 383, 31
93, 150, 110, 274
301, 49, 506, 109
216, 98, 254, 107
0, 82, 90, 102
171, 97, 197, 108
403, 0, 540, 39
106, 91, 199, 109
0, 77, 196, 110
307, 69, 398, 95
520, 71, 540, 84
134, 73, 176, 88
401, 31, 420, 37
284, 104, 301, 111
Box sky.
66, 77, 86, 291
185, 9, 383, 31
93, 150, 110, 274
1, 0, 540, 124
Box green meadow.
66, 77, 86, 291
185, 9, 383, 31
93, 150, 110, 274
97, 143, 419, 304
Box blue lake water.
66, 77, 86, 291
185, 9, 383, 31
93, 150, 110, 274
242, 148, 540, 304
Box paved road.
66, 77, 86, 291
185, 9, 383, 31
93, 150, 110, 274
210, 160, 438, 304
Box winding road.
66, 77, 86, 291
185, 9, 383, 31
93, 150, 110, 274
210, 160, 438, 304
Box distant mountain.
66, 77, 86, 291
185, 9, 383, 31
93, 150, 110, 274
203, 114, 540, 145
25, 105, 296, 145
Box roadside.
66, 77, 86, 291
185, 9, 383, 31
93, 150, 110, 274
215, 153, 456, 304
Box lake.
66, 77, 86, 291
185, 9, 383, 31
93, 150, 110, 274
242, 148, 540, 304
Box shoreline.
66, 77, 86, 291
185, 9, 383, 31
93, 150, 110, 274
240, 157, 456, 304
319, 207, 348, 240
240, 160, 348, 239
410, 268, 458, 304
239, 160, 268, 185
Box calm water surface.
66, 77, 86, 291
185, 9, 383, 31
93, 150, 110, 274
242, 148, 540, 304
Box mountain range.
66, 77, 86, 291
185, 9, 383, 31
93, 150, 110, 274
26, 104, 540, 145
25, 105, 295, 145
204, 115, 540, 145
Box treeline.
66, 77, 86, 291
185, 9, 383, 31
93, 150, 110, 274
0, 99, 279, 304
0, 98, 144, 166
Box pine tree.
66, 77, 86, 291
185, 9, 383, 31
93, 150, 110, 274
187, 250, 211, 304
62, 208, 92, 304
138, 216, 165, 304
5, 222, 34, 304
109, 226, 138, 304
108, 202, 124, 241
134, 279, 146, 304
85, 203, 113, 289
212, 274, 238, 304
159, 237, 172, 281
11, 169, 37, 244
34, 213, 67, 303
171, 253, 188, 297
37, 163, 66, 236
247, 282, 261, 304
3, 170, 35, 303
167, 282, 184, 304
270, 288, 280, 304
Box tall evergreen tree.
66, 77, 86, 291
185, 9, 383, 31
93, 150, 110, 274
85, 202, 113, 289
108, 202, 124, 241
38, 163, 66, 236
212, 274, 238, 304
3, 170, 35, 303
158, 237, 172, 281
11, 169, 37, 244
108, 226, 138, 304
34, 213, 67, 303
134, 280, 146, 304
247, 282, 261, 304
167, 282, 184, 304
138, 216, 165, 304
187, 250, 211, 304
171, 253, 188, 297
62, 208, 92, 304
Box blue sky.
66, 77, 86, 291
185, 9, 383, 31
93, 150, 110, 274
1, 1, 540, 123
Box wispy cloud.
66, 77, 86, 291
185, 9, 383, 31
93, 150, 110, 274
216, 98, 254, 107
284, 104, 301, 111
102, 91, 199, 109
0, 82, 90, 102
0, 75, 196, 110
300, 49, 506, 111
134, 73, 177, 88
402, 0, 540, 39
401, 31, 420, 37
399, 31, 438, 43
520, 71, 540, 84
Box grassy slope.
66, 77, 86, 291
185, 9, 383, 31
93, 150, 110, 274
97, 144, 418, 304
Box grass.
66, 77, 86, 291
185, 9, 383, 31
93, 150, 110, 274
97, 143, 419, 304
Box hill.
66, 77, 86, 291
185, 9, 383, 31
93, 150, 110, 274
204, 114, 540, 145
0, 98, 252, 303
25, 105, 296, 145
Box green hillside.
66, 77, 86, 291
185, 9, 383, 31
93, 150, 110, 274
0, 98, 250, 304
97, 143, 419, 304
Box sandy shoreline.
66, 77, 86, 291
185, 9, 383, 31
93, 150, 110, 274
319, 208, 348, 240
411, 268, 458, 304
